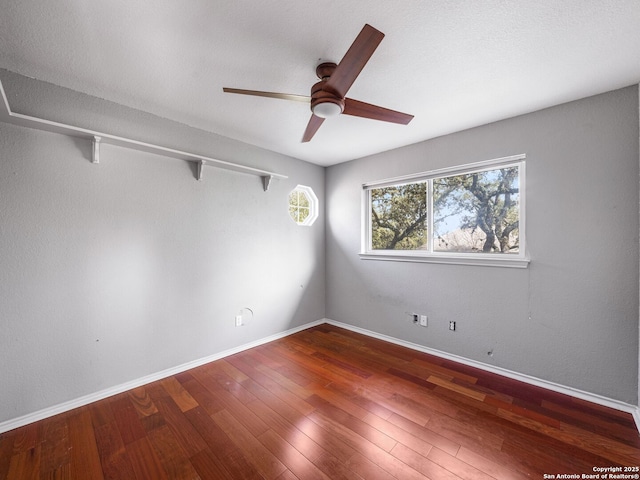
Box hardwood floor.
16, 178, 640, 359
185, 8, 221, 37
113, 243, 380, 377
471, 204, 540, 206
1, 323, 638, 479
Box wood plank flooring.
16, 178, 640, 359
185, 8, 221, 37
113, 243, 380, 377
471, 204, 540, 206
1, 323, 638, 479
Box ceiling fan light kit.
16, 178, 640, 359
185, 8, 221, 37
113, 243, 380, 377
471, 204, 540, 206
223, 24, 413, 142
311, 101, 342, 118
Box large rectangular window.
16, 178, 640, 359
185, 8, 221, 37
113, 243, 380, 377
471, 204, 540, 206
362, 155, 527, 267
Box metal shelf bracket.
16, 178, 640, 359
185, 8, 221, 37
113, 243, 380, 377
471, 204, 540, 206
262, 175, 274, 192
92, 136, 101, 164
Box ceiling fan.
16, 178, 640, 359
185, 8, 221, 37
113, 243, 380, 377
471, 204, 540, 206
223, 24, 414, 142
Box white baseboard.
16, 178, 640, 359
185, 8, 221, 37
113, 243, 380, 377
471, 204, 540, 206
0, 319, 325, 435
633, 407, 640, 434
2, 318, 638, 436
323, 318, 640, 434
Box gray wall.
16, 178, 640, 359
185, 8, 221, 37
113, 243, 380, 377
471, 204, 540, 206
0, 71, 325, 424
1, 68, 638, 427
326, 85, 639, 404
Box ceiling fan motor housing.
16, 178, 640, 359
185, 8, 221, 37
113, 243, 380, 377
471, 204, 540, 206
310, 62, 344, 118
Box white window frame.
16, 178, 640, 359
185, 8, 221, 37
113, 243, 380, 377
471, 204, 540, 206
289, 185, 319, 226
360, 154, 529, 268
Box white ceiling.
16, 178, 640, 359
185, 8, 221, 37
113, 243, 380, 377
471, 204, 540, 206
1, 1, 640, 167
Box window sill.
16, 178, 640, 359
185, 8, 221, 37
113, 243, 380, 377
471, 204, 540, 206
359, 251, 530, 268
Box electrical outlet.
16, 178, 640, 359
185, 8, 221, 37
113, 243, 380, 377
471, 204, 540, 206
235, 315, 243, 327
412, 314, 419, 323
419, 315, 428, 327
449, 321, 456, 331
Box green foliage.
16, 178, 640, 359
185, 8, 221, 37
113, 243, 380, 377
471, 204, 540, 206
371, 182, 427, 250
370, 165, 520, 253
289, 190, 310, 224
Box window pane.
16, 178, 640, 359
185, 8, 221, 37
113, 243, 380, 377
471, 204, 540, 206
433, 166, 519, 253
298, 192, 310, 208
371, 182, 427, 250
298, 207, 310, 223
289, 206, 299, 223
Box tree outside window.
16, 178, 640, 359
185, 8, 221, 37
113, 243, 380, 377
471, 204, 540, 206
371, 183, 427, 250
368, 159, 523, 258
433, 166, 520, 253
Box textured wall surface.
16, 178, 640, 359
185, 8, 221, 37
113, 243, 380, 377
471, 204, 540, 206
0, 70, 638, 428
0, 73, 325, 424
326, 86, 639, 404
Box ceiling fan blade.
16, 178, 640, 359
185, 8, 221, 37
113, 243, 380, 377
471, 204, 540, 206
223, 88, 310, 103
343, 98, 414, 125
302, 114, 325, 142
323, 24, 385, 98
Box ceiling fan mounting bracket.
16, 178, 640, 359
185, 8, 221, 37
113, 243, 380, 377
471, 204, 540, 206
315, 62, 337, 80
